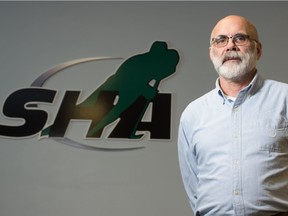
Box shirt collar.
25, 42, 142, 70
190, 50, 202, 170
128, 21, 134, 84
216, 72, 264, 105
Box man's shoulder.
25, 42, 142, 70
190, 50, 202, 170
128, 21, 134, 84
181, 88, 216, 116
190, 88, 217, 104
264, 78, 288, 90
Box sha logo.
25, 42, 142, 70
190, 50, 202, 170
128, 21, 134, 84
0, 41, 180, 149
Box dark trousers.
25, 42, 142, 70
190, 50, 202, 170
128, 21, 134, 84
274, 213, 288, 216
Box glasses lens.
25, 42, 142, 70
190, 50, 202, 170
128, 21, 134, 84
233, 34, 248, 46
212, 36, 228, 47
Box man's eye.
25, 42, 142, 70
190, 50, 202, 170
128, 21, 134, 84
215, 37, 226, 44
234, 35, 246, 42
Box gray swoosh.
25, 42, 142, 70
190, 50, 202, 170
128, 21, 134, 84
31, 57, 122, 87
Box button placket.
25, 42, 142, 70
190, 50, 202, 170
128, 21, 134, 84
231, 104, 245, 215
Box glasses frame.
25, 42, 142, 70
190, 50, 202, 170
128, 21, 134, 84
210, 33, 259, 48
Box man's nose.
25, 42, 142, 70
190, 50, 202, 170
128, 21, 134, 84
226, 39, 239, 51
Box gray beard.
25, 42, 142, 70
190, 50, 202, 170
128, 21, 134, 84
212, 48, 258, 82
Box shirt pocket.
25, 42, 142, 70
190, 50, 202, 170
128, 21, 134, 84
258, 110, 288, 152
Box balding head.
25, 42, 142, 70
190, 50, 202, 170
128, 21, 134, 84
210, 15, 259, 42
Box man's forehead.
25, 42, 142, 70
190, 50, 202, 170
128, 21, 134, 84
211, 19, 249, 37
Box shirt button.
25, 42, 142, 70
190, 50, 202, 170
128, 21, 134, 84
233, 190, 240, 195
233, 160, 239, 165
233, 160, 239, 169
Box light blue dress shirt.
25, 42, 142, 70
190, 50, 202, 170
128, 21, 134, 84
178, 73, 288, 216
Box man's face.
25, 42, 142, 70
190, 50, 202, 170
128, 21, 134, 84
209, 17, 261, 82
210, 41, 258, 82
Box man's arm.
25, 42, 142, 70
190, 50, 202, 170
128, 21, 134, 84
178, 117, 198, 214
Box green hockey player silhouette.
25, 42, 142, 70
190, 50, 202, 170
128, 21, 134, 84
83, 41, 179, 137
42, 41, 179, 138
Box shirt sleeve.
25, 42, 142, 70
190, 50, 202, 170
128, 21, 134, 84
177, 114, 198, 214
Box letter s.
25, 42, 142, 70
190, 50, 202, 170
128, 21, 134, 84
0, 88, 56, 137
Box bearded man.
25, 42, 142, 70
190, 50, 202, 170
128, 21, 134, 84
178, 15, 288, 216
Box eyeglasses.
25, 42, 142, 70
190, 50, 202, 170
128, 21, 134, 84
210, 33, 258, 48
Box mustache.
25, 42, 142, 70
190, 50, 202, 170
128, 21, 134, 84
221, 52, 243, 63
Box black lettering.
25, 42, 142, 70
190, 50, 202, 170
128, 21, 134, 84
109, 93, 171, 139
108, 95, 147, 139
48, 90, 117, 137
0, 88, 56, 137
137, 93, 171, 139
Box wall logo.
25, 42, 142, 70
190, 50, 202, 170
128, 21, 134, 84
0, 41, 180, 150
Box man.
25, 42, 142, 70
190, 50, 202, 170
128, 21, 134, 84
178, 15, 288, 216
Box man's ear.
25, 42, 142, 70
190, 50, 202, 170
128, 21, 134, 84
257, 42, 262, 60
209, 46, 213, 61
